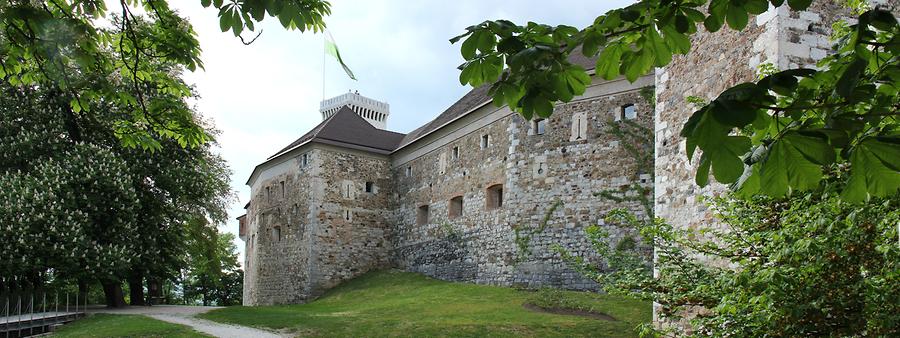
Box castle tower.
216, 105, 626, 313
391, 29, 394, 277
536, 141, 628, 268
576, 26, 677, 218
319, 91, 390, 129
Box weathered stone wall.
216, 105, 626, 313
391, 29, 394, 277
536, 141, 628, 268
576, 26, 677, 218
243, 150, 321, 305
390, 76, 654, 290
310, 146, 394, 293
243, 146, 392, 305
652, 0, 860, 330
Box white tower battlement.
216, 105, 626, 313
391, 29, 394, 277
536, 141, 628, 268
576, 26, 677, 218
320, 92, 390, 129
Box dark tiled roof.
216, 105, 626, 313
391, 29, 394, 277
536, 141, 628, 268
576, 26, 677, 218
396, 47, 597, 149
269, 106, 405, 159
397, 84, 492, 148
270, 48, 598, 157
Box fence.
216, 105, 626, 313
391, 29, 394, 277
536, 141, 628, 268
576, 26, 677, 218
0, 292, 86, 338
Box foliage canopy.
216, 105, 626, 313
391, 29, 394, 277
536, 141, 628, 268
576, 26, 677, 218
451, 0, 899, 201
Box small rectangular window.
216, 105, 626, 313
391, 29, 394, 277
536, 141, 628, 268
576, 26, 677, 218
449, 196, 463, 219
452, 146, 459, 159
300, 153, 309, 168
417, 205, 430, 225
265, 187, 270, 202
365, 181, 374, 193
487, 184, 503, 209
280, 181, 285, 197
533, 118, 546, 135
480, 134, 490, 149
345, 210, 352, 221
622, 104, 637, 120
405, 166, 412, 177
272, 226, 281, 242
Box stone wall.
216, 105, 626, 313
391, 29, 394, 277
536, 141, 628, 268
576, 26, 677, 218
243, 147, 392, 305
652, 0, 859, 331
389, 75, 654, 290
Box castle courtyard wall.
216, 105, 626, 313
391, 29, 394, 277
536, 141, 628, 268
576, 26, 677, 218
390, 75, 654, 290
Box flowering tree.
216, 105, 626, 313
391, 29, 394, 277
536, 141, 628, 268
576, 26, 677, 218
0, 19, 232, 304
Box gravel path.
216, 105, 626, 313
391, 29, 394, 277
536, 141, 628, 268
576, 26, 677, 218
87, 305, 288, 338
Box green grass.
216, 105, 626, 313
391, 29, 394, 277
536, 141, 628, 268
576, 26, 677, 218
51, 313, 209, 338
200, 270, 651, 337
525, 288, 649, 321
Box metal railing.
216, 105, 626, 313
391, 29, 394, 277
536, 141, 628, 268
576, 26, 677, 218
0, 291, 87, 338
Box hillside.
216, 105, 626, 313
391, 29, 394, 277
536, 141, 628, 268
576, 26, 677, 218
200, 270, 651, 337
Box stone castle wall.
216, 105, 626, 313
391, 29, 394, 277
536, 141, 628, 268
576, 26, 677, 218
243, 74, 656, 305
390, 75, 654, 290
652, 0, 874, 330
243, 147, 393, 305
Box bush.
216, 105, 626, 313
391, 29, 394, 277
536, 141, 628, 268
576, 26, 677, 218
561, 187, 900, 337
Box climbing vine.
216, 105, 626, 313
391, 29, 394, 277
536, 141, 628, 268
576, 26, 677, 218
513, 199, 562, 263
552, 85, 656, 283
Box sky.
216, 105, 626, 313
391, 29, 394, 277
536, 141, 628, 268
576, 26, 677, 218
169, 0, 634, 264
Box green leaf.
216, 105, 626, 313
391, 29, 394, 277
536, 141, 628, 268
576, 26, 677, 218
704, 0, 727, 32
554, 66, 590, 101
458, 61, 476, 85
711, 99, 757, 128
70, 98, 83, 113
647, 28, 672, 67
248, 4, 265, 21
674, 15, 690, 33
232, 10, 243, 36
704, 14, 725, 32
843, 138, 900, 201
716, 137, 751, 183
745, 0, 769, 14
869, 9, 898, 31
694, 136, 750, 186
787, 0, 813, 10
759, 132, 833, 196
218, 10, 232, 32
697, 153, 712, 186
596, 43, 624, 80
477, 30, 497, 54
661, 26, 691, 54
624, 49, 652, 82
836, 58, 867, 98
726, 4, 749, 30
461, 30, 481, 59
582, 30, 605, 56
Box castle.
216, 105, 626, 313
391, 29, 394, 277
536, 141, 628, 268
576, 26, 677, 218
237, 53, 654, 305
238, 0, 891, 310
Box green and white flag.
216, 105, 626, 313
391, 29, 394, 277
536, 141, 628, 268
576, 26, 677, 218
325, 30, 357, 81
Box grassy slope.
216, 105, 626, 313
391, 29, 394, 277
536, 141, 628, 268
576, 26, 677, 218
201, 270, 650, 337
51, 313, 209, 338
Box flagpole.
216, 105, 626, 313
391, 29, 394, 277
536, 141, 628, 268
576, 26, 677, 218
322, 31, 326, 101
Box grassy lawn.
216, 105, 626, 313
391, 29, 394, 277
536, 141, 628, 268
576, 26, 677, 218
51, 313, 209, 338
200, 270, 651, 337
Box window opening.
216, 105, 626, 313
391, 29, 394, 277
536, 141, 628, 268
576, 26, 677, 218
449, 196, 463, 219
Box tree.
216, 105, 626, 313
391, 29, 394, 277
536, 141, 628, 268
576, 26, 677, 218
183, 227, 243, 306
0, 84, 141, 295
451, 0, 899, 201
559, 182, 899, 336
0, 15, 232, 305
0, 0, 330, 150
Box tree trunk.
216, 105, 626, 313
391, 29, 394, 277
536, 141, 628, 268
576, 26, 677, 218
101, 280, 126, 308
128, 272, 145, 306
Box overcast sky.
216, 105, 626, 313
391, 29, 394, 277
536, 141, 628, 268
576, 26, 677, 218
169, 0, 633, 263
